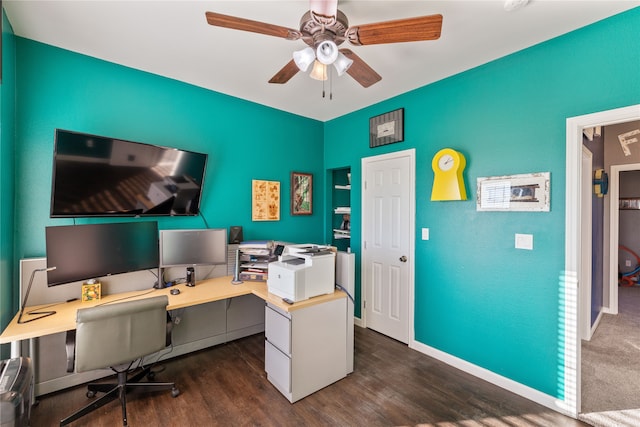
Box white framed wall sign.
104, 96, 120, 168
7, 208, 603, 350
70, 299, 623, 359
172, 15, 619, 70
477, 172, 550, 212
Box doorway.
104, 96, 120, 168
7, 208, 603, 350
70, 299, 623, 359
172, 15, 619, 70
607, 163, 640, 315
361, 148, 415, 344
565, 104, 640, 416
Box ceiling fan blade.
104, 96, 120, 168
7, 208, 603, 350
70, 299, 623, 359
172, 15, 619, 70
340, 49, 381, 88
269, 60, 300, 84
346, 14, 442, 46
205, 11, 301, 40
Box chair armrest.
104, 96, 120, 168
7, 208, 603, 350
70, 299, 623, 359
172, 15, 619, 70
166, 313, 173, 347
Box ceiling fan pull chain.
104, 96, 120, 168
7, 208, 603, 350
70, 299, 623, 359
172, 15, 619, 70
329, 67, 333, 100
322, 65, 327, 98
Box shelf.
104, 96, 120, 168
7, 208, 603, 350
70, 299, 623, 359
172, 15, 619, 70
238, 243, 275, 282
620, 198, 640, 210
331, 167, 351, 251
333, 229, 350, 239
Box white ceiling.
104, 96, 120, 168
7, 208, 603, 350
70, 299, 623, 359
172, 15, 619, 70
4, 1, 638, 122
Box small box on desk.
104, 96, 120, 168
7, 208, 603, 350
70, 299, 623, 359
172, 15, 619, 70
239, 271, 268, 282
81, 281, 101, 301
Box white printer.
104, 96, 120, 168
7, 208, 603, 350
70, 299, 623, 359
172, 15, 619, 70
267, 244, 335, 302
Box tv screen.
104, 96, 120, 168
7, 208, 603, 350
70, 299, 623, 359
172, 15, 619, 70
160, 228, 227, 268
50, 129, 208, 217
45, 221, 159, 286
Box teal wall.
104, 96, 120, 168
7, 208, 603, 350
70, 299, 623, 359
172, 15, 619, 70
324, 7, 639, 398
2, 4, 639, 403
0, 10, 16, 359
8, 38, 325, 325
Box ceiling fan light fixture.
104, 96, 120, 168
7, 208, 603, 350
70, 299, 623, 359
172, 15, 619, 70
316, 40, 339, 65
309, 60, 328, 81
293, 47, 315, 72
333, 52, 353, 76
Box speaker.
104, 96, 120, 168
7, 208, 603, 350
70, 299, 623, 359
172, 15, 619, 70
229, 226, 243, 244
186, 267, 195, 287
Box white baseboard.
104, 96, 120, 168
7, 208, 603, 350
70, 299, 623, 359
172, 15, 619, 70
589, 310, 604, 338
410, 339, 576, 418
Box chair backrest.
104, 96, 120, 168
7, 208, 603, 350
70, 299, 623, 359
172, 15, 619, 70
75, 295, 169, 372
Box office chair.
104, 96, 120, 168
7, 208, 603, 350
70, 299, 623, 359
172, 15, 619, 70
60, 296, 179, 426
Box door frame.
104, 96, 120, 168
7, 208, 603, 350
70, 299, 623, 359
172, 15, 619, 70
360, 148, 416, 345
565, 104, 640, 416
580, 146, 593, 341
607, 163, 640, 316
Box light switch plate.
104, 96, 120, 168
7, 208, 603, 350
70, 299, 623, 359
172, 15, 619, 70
422, 228, 429, 240
515, 233, 533, 250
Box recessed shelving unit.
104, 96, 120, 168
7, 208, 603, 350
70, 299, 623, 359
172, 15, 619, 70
330, 168, 351, 251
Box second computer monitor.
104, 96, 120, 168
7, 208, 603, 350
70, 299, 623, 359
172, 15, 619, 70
159, 228, 227, 268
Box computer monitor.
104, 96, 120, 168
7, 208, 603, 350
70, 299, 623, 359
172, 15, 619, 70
159, 228, 227, 268
46, 221, 159, 286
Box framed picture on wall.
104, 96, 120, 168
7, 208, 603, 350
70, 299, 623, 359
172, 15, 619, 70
476, 172, 550, 212
252, 179, 280, 221
291, 172, 312, 215
369, 108, 404, 148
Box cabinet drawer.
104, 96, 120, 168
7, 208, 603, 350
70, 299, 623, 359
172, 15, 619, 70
265, 305, 291, 355
265, 340, 291, 394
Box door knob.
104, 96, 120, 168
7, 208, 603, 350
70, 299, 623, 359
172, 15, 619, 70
399, 255, 407, 262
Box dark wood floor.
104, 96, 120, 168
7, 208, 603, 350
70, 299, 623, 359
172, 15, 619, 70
32, 327, 588, 427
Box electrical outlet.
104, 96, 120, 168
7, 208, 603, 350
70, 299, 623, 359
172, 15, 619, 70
626, 260, 632, 267
515, 233, 533, 250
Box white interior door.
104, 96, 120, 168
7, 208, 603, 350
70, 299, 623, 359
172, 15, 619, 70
362, 149, 415, 344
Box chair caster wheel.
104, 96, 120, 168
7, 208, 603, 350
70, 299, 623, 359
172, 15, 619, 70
86, 390, 96, 398
171, 387, 180, 398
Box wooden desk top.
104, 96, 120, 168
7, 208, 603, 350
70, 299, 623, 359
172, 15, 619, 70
0, 275, 346, 344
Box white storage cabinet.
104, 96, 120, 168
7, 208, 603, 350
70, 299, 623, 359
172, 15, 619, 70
264, 298, 347, 402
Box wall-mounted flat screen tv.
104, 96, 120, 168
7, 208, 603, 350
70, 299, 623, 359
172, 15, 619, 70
50, 129, 208, 217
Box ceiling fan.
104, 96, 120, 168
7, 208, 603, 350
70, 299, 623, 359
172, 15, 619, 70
205, 0, 442, 88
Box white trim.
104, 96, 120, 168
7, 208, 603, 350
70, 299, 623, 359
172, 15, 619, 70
411, 340, 575, 418
361, 148, 416, 344
565, 104, 640, 416
589, 309, 604, 338
580, 146, 593, 341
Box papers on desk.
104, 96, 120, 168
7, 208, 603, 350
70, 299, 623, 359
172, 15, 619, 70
241, 262, 269, 270
239, 240, 274, 249
239, 240, 274, 256
240, 248, 271, 256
